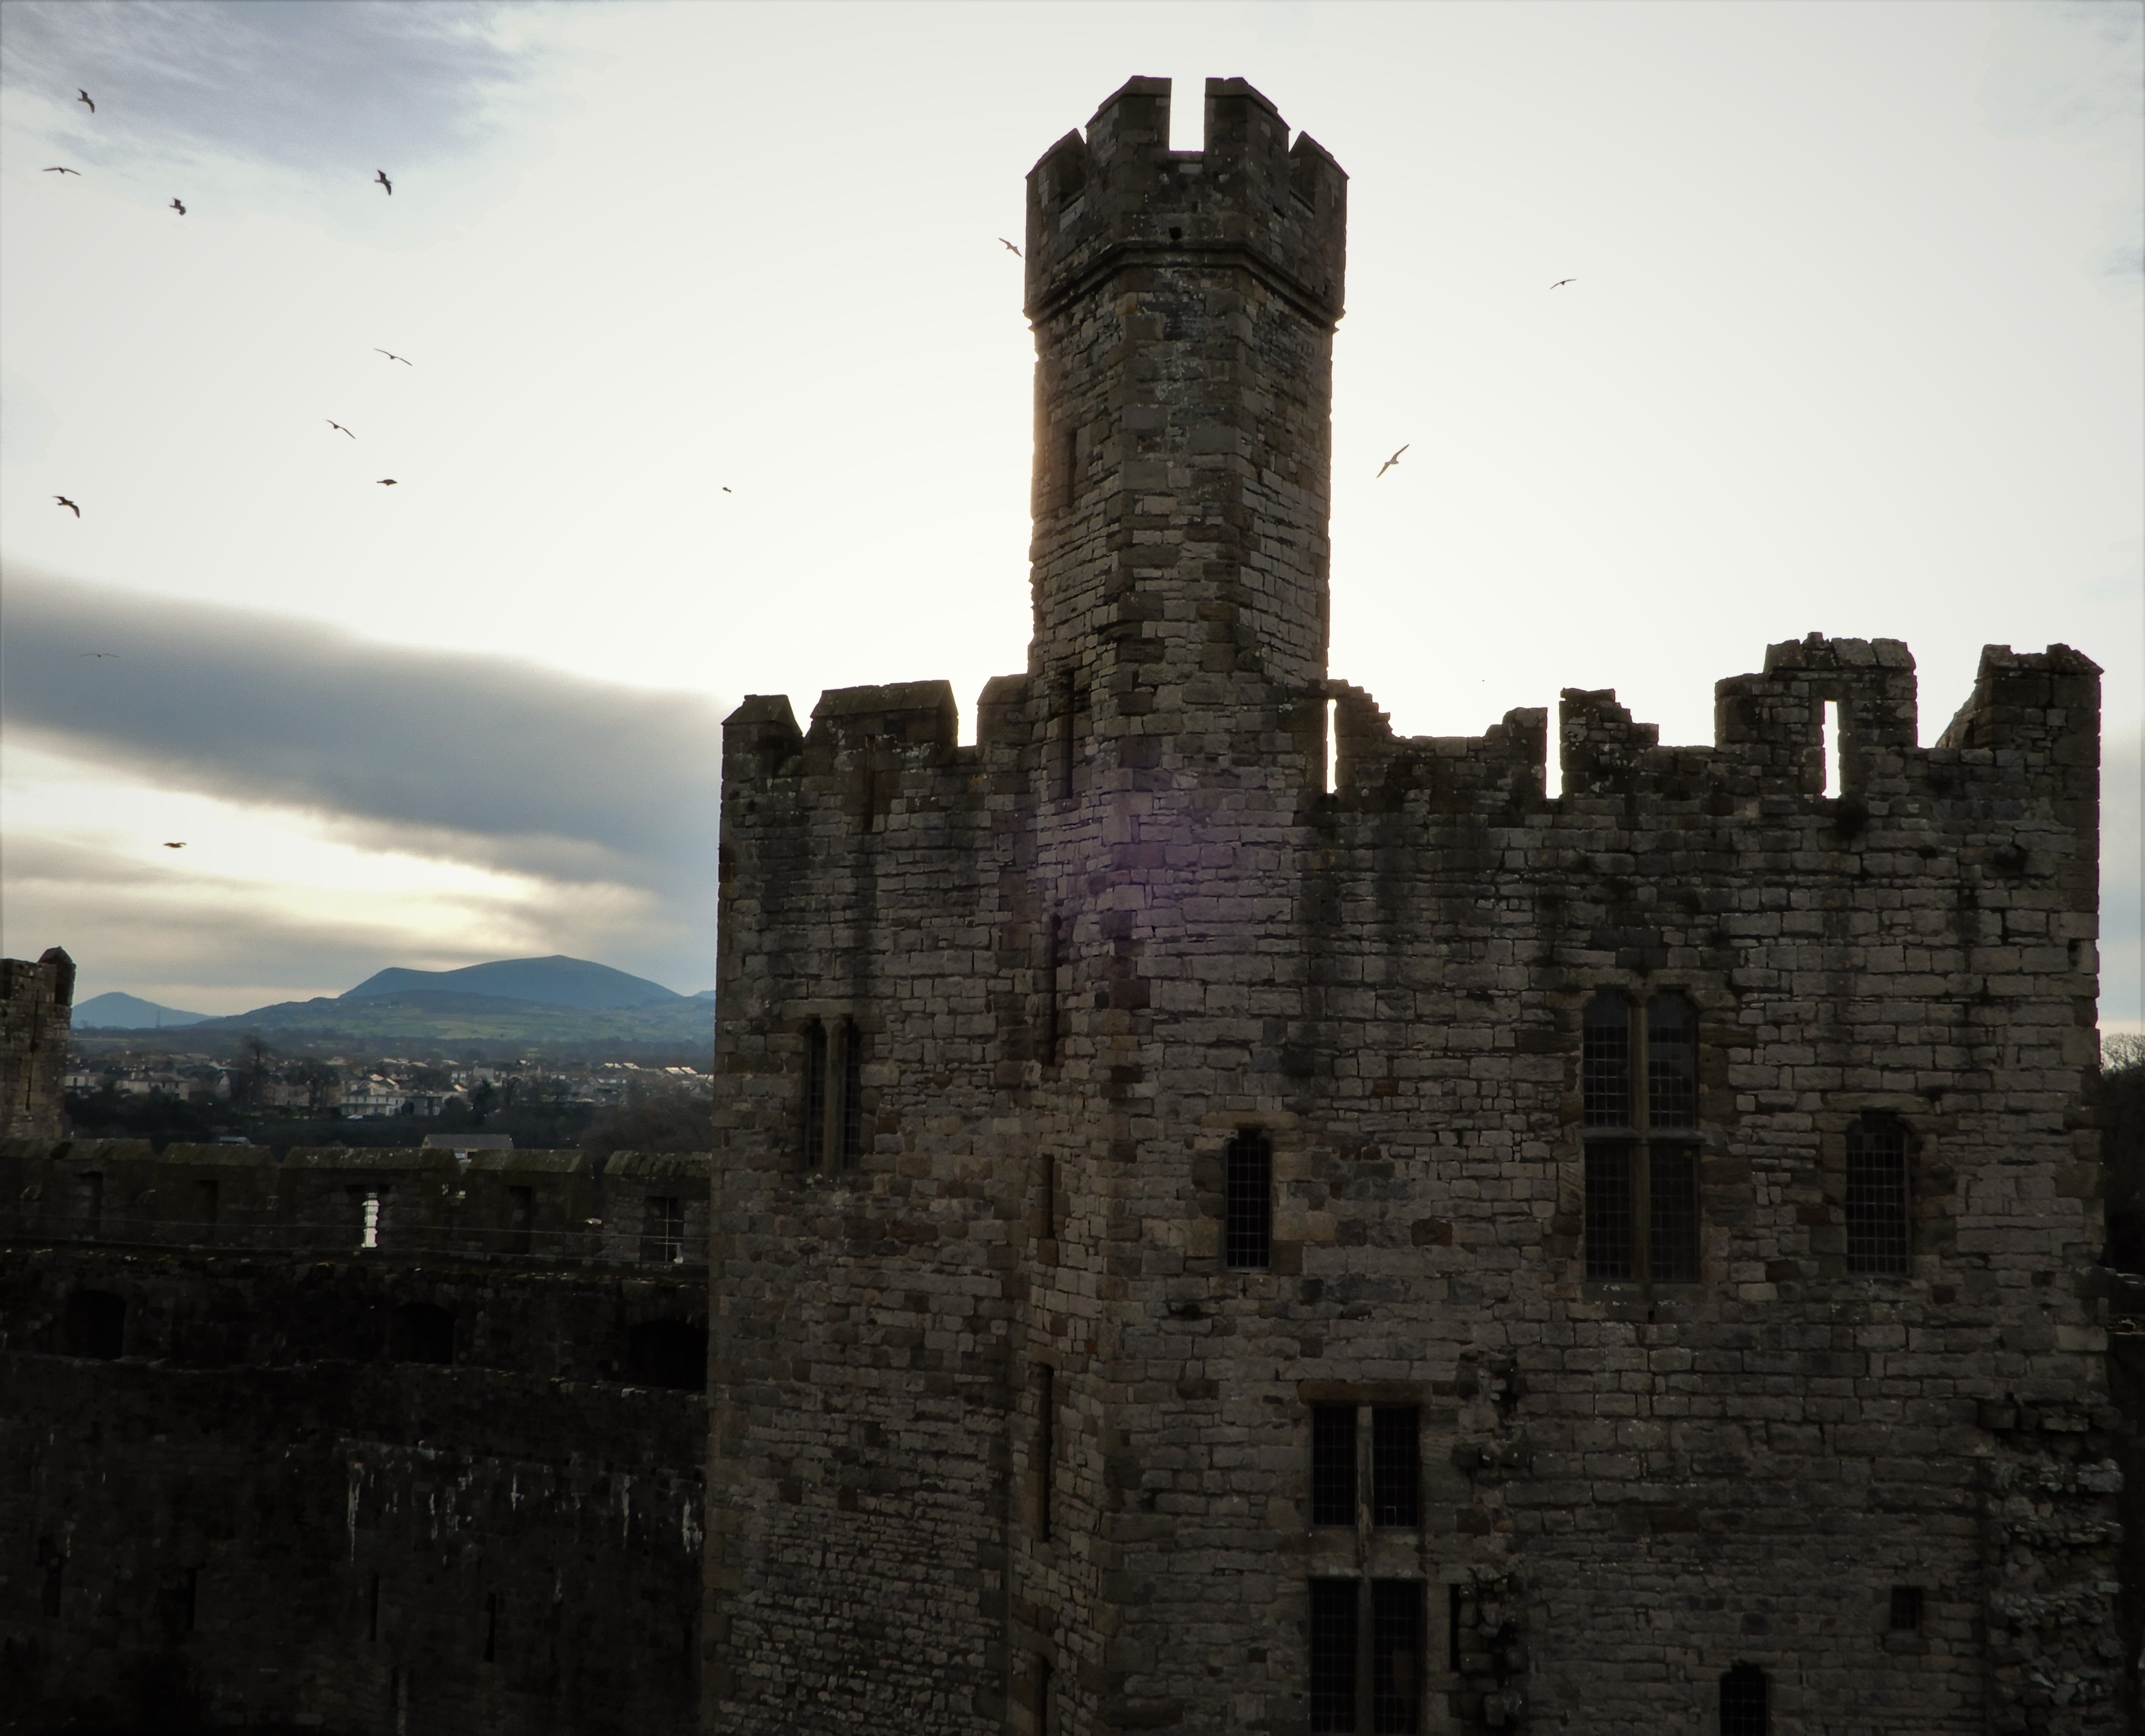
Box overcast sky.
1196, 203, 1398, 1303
1, 0, 2138, 1026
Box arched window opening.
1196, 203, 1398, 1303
387, 1302, 455, 1365
801, 1019, 828, 1167
1224, 1129, 1273, 1271
1719, 1663, 1768, 1736
1582, 993, 1632, 1126
626, 1319, 708, 1391
63, 1289, 125, 1360
1846, 1113, 1911, 1275
837, 1018, 864, 1167
1646, 993, 1698, 1128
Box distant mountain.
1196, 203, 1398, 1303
186, 990, 712, 1046
341, 955, 685, 1011
73, 991, 212, 1030
691, 990, 716, 1001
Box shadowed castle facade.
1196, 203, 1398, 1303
708, 75, 2121, 1736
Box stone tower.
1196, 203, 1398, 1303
708, 75, 2119, 1736
3, 947, 75, 1139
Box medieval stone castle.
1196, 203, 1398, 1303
2, 77, 2130, 1736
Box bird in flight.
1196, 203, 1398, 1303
375, 478, 397, 486
170, 197, 186, 216
54, 495, 80, 517
44, 166, 80, 175
76, 89, 95, 113
1376, 444, 1408, 478
375, 169, 392, 196
162, 841, 187, 849
78, 652, 119, 659
1550, 278, 1576, 289
722, 487, 733, 494
326, 420, 356, 438
375, 349, 412, 365
998, 237, 1021, 255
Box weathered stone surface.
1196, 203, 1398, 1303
0, 1140, 710, 1734
708, 75, 2120, 1736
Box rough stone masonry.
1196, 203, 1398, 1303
708, 76, 2123, 1734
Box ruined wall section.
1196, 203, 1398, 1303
2, 947, 74, 1140
710, 682, 1039, 1734
0, 1139, 709, 1736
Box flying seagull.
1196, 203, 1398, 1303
998, 237, 1021, 255
76, 89, 94, 113
326, 420, 356, 438
1550, 278, 1576, 289
162, 841, 186, 849
375, 349, 412, 365
375, 169, 392, 196
170, 197, 186, 216
54, 495, 80, 517
1376, 444, 1408, 478
722, 486, 733, 494
375, 478, 397, 486
44, 166, 80, 175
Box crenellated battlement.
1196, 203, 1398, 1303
1024, 76, 1346, 325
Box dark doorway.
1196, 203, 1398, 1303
387, 1302, 455, 1365
62, 1289, 125, 1359
626, 1320, 707, 1391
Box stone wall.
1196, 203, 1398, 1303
2, 947, 74, 1140
0, 1139, 711, 1736
708, 74, 2120, 1736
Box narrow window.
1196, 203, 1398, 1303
193, 1178, 219, 1229
360, 1187, 381, 1249
1845, 1113, 1910, 1275
1447, 1584, 1463, 1672
1646, 994, 1698, 1128
1062, 427, 1079, 511
1371, 1408, 1421, 1528
837, 1018, 864, 1167
626, 1319, 708, 1390
1055, 675, 1077, 802
1308, 1579, 1359, 1734
1719, 1664, 1768, 1736
368, 1572, 381, 1642
645, 1195, 685, 1263
1032, 1653, 1054, 1736
1822, 699, 1841, 798
183, 1566, 198, 1634
1889, 1585, 1924, 1631
1370, 1580, 1424, 1735
508, 1184, 534, 1256
1582, 993, 1632, 1125
63, 1289, 125, 1359
1040, 1154, 1057, 1242
386, 1302, 454, 1365
1647, 1147, 1700, 1284
1310, 1406, 1357, 1527
1584, 1143, 1634, 1280
1324, 695, 1338, 795
1224, 1129, 1273, 1271
483, 1591, 499, 1664
802, 1019, 828, 1166
1042, 913, 1062, 1065
1036, 1366, 1056, 1541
